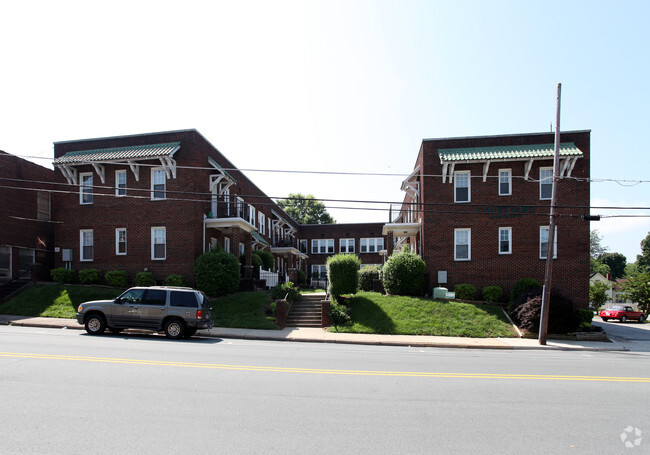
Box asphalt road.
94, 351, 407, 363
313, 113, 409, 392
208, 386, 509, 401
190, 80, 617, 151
1, 325, 649, 455
594, 316, 650, 352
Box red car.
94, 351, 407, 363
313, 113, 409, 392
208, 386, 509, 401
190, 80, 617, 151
599, 305, 646, 323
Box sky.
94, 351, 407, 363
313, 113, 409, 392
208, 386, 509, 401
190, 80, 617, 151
1, 0, 649, 262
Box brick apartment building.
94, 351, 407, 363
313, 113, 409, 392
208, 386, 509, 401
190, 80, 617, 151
0, 151, 55, 284
384, 130, 590, 307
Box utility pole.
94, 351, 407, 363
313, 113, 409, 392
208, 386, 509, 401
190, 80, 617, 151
539, 83, 562, 345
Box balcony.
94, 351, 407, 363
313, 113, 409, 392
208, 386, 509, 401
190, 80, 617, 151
204, 198, 256, 233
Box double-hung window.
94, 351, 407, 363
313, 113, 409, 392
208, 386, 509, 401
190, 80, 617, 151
116, 228, 127, 255
454, 228, 471, 261
151, 168, 166, 200
151, 227, 166, 260
80, 173, 93, 205
540, 168, 553, 200
258, 212, 266, 234
116, 170, 127, 196
311, 264, 327, 278
454, 171, 470, 203
540, 226, 557, 259
499, 227, 512, 254
360, 238, 384, 253
80, 229, 93, 261
249, 205, 256, 227
499, 169, 511, 196
340, 238, 355, 253
312, 239, 334, 254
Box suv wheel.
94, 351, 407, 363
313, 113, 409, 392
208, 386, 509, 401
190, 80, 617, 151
85, 314, 106, 335
164, 318, 185, 339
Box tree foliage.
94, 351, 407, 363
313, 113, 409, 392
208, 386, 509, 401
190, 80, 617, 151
276, 193, 334, 224
589, 281, 610, 308
382, 247, 426, 296
620, 272, 650, 315
590, 257, 610, 276
637, 231, 650, 273
590, 229, 608, 258
599, 252, 627, 280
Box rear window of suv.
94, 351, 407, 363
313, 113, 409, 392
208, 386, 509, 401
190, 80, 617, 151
142, 289, 167, 306
170, 290, 198, 308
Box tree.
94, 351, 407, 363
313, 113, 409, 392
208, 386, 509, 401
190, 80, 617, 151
276, 193, 334, 224
590, 257, 610, 276
625, 262, 639, 278
590, 229, 608, 258
599, 252, 627, 280
589, 281, 610, 309
637, 231, 650, 272
620, 272, 650, 315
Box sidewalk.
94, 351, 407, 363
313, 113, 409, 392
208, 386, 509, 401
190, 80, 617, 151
0, 314, 625, 351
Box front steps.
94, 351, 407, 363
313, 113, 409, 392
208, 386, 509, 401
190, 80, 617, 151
285, 293, 326, 327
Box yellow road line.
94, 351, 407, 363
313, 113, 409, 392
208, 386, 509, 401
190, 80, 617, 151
1, 351, 649, 382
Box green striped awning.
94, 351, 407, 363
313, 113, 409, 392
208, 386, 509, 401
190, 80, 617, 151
438, 143, 582, 162
53, 142, 180, 165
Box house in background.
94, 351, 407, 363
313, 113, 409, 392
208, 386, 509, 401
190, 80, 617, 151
0, 151, 54, 297
386, 130, 591, 307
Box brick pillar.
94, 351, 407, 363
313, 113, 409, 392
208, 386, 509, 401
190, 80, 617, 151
288, 268, 298, 285
230, 226, 241, 255
386, 231, 394, 257
321, 300, 331, 327
244, 232, 252, 267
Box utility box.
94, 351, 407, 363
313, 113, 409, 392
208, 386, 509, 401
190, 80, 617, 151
433, 287, 448, 299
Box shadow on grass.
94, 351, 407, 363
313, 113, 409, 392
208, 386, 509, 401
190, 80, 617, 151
345, 295, 397, 334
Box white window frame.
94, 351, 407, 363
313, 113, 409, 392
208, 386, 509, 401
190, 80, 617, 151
312, 239, 334, 254
498, 227, 512, 255
340, 238, 355, 253
37, 191, 51, 221
258, 212, 266, 235
80, 229, 93, 262
239, 243, 245, 257
249, 205, 256, 227
540, 167, 553, 200
360, 238, 384, 253
454, 228, 471, 261
151, 227, 166, 260
311, 264, 327, 277
116, 228, 127, 255
151, 168, 166, 200
116, 170, 127, 196
80, 172, 93, 205
498, 169, 512, 196
224, 237, 231, 253
540, 226, 557, 259
454, 171, 471, 203
224, 188, 231, 215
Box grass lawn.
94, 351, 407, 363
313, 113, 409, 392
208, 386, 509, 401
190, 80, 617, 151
330, 291, 516, 338
210, 291, 278, 330
0, 284, 124, 318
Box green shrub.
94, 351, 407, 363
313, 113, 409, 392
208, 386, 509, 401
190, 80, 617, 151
165, 274, 186, 287
329, 300, 351, 326
482, 286, 503, 303
297, 270, 306, 286
50, 267, 75, 284
577, 308, 594, 326
194, 248, 240, 296
135, 272, 156, 287
105, 270, 128, 287
382, 247, 426, 296
454, 284, 477, 300
240, 253, 263, 278
253, 250, 274, 271
510, 278, 542, 302
271, 282, 301, 302
326, 253, 361, 297
359, 266, 381, 292
79, 269, 101, 285
512, 291, 580, 334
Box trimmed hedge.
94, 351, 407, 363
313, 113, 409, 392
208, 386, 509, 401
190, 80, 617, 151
326, 253, 361, 297
382, 247, 426, 296
482, 286, 503, 303
79, 269, 101, 285
359, 266, 381, 292
454, 284, 477, 300
50, 267, 75, 284
135, 272, 156, 287
510, 278, 541, 302
194, 248, 240, 296
105, 270, 128, 287
165, 274, 186, 287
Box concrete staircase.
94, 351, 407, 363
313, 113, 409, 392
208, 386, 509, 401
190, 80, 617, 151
285, 293, 326, 327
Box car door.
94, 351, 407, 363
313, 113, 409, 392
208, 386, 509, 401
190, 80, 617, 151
112, 288, 145, 326
139, 289, 168, 328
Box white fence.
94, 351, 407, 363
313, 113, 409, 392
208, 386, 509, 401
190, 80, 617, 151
259, 268, 290, 289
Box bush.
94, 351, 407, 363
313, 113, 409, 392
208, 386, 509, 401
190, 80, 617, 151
297, 270, 306, 286
577, 308, 594, 326
359, 266, 380, 292
329, 300, 351, 326
135, 272, 156, 287
79, 269, 101, 285
271, 282, 301, 302
511, 290, 581, 334
326, 253, 361, 297
482, 286, 503, 303
510, 278, 542, 302
253, 250, 274, 271
454, 284, 477, 300
194, 248, 240, 296
105, 270, 128, 287
165, 274, 186, 287
50, 267, 75, 284
382, 247, 426, 296
240, 253, 263, 278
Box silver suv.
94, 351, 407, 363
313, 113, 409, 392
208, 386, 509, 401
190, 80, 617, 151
76, 286, 213, 339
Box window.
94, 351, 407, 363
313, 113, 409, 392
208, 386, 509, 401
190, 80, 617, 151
360, 238, 384, 253
499, 227, 512, 254
224, 237, 231, 253
454, 171, 470, 203
151, 168, 166, 200
312, 239, 334, 254
116, 228, 127, 255
151, 227, 166, 260
258, 212, 266, 235
80, 229, 93, 261
80, 173, 93, 204
116, 170, 127, 196
311, 264, 327, 278
0, 246, 11, 278
299, 239, 307, 253
540, 226, 557, 259
499, 169, 511, 196
236, 197, 245, 218
454, 228, 471, 261
142, 289, 167, 306
249, 205, 256, 226
37, 191, 50, 221
340, 238, 355, 253
239, 243, 245, 257
170, 291, 198, 308
224, 188, 230, 215
540, 167, 553, 200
